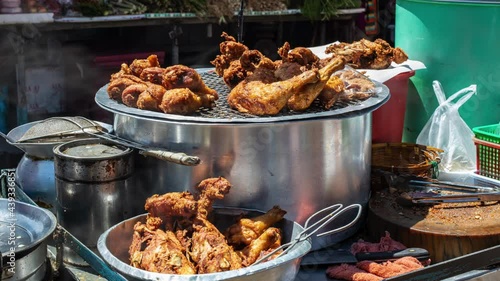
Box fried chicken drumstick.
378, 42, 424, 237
129, 177, 286, 275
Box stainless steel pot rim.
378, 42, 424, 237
0, 199, 57, 257
95, 73, 390, 124
97, 209, 312, 280
53, 138, 133, 161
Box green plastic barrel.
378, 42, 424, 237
395, 0, 500, 142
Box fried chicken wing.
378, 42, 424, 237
228, 68, 320, 115
211, 32, 249, 77
287, 57, 346, 111
129, 54, 161, 77
225, 206, 286, 246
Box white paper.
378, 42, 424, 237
309, 43, 426, 83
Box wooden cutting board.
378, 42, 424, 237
367, 190, 500, 263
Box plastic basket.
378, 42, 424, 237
473, 124, 500, 180
371, 142, 443, 191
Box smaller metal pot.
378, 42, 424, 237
53, 138, 137, 265
0, 199, 57, 280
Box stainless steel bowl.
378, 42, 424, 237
98, 207, 311, 281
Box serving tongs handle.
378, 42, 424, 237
252, 203, 363, 265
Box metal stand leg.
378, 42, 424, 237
169, 24, 183, 65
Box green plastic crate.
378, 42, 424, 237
473, 124, 500, 180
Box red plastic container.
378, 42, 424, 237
372, 70, 415, 143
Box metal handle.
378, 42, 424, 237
139, 150, 200, 166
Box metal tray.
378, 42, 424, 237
94, 70, 390, 124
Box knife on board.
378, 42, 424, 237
301, 248, 430, 266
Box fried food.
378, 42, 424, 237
121, 84, 148, 108
211, 32, 249, 77
318, 75, 345, 109
226, 205, 286, 246
137, 83, 167, 111
129, 177, 286, 275
325, 38, 408, 69
228, 69, 320, 115
129, 222, 196, 274
107, 58, 218, 115
278, 41, 320, 67
287, 57, 345, 111
107, 74, 145, 100
238, 227, 282, 266
159, 88, 203, 115
129, 54, 161, 76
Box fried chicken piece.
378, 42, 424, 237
162, 65, 218, 108
136, 83, 167, 111
228, 68, 320, 115
106, 74, 145, 101
287, 57, 346, 111
110, 63, 131, 81
140, 67, 164, 84
121, 84, 148, 108
159, 88, 203, 115
189, 177, 242, 273
222, 60, 249, 88
225, 206, 286, 246
131, 224, 196, 275
278, 42, 320, 67
325, 38, 408, 69
211, 32, 249, 77
129, 54, 161, 77
318, 75, 345, 109
145, 192, 197, 220
238, 227, 282, 266
274, 61, 303, 81
190, 217, 243, 273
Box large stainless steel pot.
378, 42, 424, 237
95, 71, 389, 250
0, 198, 57, 280
98, 207, 311, 281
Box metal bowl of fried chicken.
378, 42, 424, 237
97, 177, 311, 281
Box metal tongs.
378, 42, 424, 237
398, 179, 500, 206
16, 116, 200, 166
253, 203, 363, 265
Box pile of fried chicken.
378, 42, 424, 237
129, 177, 287, 274
107, 55, 218, 115
210, 33, 401, 115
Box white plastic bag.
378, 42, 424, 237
416, 81, 477, 172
